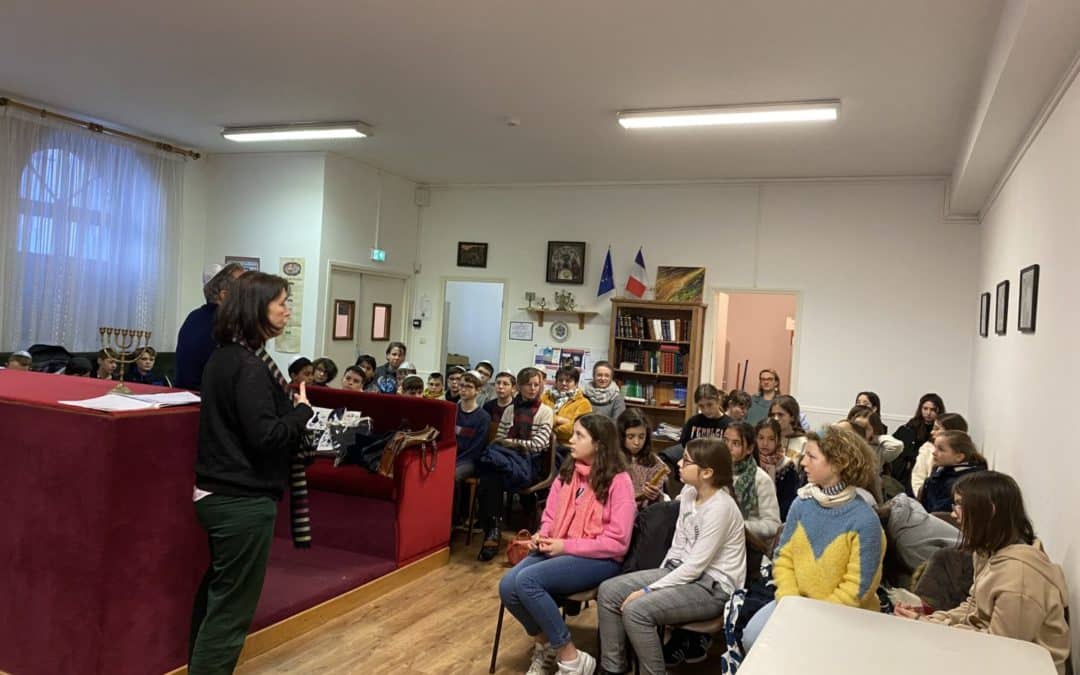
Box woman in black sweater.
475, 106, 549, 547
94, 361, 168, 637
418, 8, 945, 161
890, 392, 945, 494
188, 272, 313, 674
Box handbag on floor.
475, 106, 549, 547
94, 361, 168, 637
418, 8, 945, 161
506, 530, 533, 566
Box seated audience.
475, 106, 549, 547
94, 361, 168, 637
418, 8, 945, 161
583, 360, 626, 419
725, 390, 752, 424
592, 437, 746, 675
340, 365, 365, 391
919, 430, 987, 513
770, 394, 808, 460
95, 349, 118, 380
847, 404, 903, 470
401, 374, 425, 397
895, 471, 1071, 675
891, 393, 945, 493
353, 354, 379, 392
618, 408, 667, 509
4, 350, 31, 371
483, 370, 516, 443
127, 346, 167, 386
499, 414, 633, 675
445, 365, 465, 403
668, 422, 780, 663
288, 357, 314, 386
373, 341, 406, 392
311, 357, 338, 386
476, 367, 553, 562
174, 262, 243, 391
660, 383, 730, 473
911, 412, 968, 497
454, 371, 490, 481
395, 361, 417, 393
424, 371, 445, 399
755, 418, 800, 520
541, 365, 593, 447
742, 428, 885, 651
831, 418, 885, 504
855, 390, 888, 433
64, 356, 92, 377
475, 360, 496, 406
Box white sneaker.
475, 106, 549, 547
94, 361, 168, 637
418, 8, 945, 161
556, 650, 596, 675
525, 643, 556, 675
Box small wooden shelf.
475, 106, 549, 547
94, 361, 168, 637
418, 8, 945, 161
616, 370, 689, 379
626, 403, 689, 414
614, 337, 692, 345
520, 308, 598, 329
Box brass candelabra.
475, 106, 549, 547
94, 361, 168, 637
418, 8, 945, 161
98, 326, 152, 394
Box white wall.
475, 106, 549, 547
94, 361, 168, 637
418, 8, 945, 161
444, 280, 504, 367
409, 180, 978, 427
202, 152, 325, 365
971, 69, 1080, 666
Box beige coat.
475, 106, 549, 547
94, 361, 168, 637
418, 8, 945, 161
926, 540, 1070, 674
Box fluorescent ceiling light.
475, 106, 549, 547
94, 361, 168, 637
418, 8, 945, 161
222, 122, 372, 142
617, 100, 840, 129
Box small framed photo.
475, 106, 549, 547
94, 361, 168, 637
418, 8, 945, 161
457, 242, 488, 268
1018, 264, 1040, 333
995, 280, 1009, 336
978, 292, 990, 338
224, 255, 260, 272
332, 299, 355, 340
508, 321, 534, 341
546, 241, 586, 285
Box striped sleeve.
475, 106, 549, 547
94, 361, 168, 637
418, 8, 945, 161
494, 405, 513, 442
518, 404, 553, 455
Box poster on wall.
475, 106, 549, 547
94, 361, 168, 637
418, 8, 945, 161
224, 255, 260, 272
533, 345, 599, 385
276, 257, 305, 353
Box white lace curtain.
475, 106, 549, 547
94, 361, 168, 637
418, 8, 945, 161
0, 109, 183, 352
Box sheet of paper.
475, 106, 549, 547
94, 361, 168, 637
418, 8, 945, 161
58, 394, 156, 412
125, 391, 201, 406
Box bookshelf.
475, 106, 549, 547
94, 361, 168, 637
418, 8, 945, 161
608, 299, 707, 442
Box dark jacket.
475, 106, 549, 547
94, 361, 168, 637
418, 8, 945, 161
126, 365, 167, 387
919, 463, 985, 513
890, 421, 931, 492
195, 343, 312, 500
175, 303, 218, 390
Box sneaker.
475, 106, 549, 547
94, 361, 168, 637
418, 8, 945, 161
557, 650, 596, 675
662, 634, 688, 667
526, 643, 556, 675
681, 631, 712, 664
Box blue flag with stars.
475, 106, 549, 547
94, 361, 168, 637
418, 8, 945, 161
597, 247, 615, 296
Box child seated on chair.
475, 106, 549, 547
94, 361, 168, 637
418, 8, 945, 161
401, 374, 425, 397
499, 413, 634, 675
660, 383, 731, 475
95, 349, 118, 380
589, 437, 746, 675
474, 360, 496, 406
353, 354, 379, 392
541, 365, 593, 447
617, 408, 667, 509
127, 347, 167, 386
4, 350, 31, 371
424, 371, 445, 399
476, 367, 553, 562
288, 357, 314, 386
483, 370, 516, 443
340, 365, 365, 391
455, 372, 490, 481
311, 357, 338, 386
445, 365, 465, 403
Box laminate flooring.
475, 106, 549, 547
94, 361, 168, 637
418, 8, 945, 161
238, 532, 726, 675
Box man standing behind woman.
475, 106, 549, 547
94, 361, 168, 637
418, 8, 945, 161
188, 272, 314, 674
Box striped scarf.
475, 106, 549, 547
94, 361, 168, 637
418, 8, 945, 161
254, 346, 315, 549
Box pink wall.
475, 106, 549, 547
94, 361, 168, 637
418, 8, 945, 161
715, 292, 796, 394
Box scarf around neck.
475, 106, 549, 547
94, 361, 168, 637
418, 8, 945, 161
550, 388, 577, 412
798, 481, 856, 508
733, 456, 759, 518
583, 381, 620, 405
510, 394, 542, 440
551, 461, 605, 540
757, 447, 785, 480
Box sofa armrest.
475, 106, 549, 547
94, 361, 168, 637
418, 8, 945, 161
393, 439, 457, 564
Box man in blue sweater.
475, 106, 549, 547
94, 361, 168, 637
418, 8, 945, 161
174, 263, 244, 390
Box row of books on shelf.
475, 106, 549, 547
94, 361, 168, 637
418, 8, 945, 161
616, 314, 690, 341
618, 344, 687, 375
621, 379, 687, 407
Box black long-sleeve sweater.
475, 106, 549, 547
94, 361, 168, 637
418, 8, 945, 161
195, 343, 313, 500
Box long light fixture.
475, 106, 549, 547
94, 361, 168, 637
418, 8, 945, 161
617, 100, 840, 129
222, 121, 373, 142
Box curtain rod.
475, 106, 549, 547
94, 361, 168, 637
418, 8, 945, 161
0, 96, 201, 160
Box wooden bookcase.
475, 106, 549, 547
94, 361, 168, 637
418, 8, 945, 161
608, 298, 707, 446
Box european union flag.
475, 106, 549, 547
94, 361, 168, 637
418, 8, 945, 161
597, 247, 615, 296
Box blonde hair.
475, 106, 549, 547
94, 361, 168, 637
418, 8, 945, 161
808, 427, 878, 492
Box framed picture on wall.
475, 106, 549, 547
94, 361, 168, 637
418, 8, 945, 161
457, 242, 488, 268
978, 292, 990, 338
332, 299, 355, 340
1018, 264, 1040, 333
546, 241, 586, 284
224, 255, 260, 272
995, 280, 1009, 335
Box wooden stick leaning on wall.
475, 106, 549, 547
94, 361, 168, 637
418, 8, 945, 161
0, 96, 201, 160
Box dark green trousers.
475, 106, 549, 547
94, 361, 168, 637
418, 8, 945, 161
188, 494, 276, 675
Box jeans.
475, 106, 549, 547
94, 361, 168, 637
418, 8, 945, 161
740, 599, 777, 652
454, 458, 476, 481
598, 569, 729, 675
188, 494, 277, 675
499, 552, 623, 648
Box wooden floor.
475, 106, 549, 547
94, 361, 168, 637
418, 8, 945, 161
238, 532, 725, 675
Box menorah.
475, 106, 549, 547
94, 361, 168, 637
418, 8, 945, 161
98, 326, 152, 394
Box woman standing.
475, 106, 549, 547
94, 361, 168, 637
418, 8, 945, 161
188, 272, 314, 674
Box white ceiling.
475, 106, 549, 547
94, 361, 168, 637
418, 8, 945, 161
0, 0, 1064, 199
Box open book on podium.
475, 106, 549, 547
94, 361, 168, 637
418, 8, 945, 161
58, 391, 201, 412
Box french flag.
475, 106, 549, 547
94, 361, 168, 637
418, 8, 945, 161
625, 247, 648, 298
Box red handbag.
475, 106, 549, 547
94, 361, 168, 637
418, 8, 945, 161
505, 530, 533, 566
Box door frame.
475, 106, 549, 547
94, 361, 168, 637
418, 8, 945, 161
706, 286, 803, 396
321, 260, 413, 361
438, 276, 510, 374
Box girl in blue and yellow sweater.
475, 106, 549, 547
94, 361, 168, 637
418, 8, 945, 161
742, 427, 885, 650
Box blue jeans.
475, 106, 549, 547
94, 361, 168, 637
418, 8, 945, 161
740, 599, 777, 651
499, 552, 622, 648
